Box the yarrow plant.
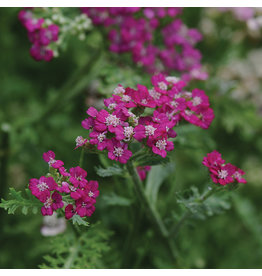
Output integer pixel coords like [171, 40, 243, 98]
[81, 7, 207, 81]
[77, 73, 214, 166]
[0, 7, 250, 269]
[19, 7, 92, 61]
[29, 150, 99, 220]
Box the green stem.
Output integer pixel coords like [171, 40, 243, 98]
[0, 123, 10, 201]
[79, 148, 85, 168]
[126, 160, 177, 261]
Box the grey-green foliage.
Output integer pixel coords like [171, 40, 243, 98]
[40, 222, 112, 269]
[145, 163, 174, 207]
[176, 187, 231, 220]
[135, 153, 170, 167]
[95, 165, 124, 177]
[72, 214, 89, 227]
[102, 192, 133, 207]
[0, 188, 42, 215]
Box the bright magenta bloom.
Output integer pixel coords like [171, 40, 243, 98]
[203, 151, 246, 185]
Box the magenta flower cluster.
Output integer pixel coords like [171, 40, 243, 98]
[81, 7, 207, 81]
[77, 73, 214, 164]
[29, 150, 99, 219]
[18, 8, 59, 61]
[203, 150, 247, 185]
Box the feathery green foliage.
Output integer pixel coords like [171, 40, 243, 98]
[0, 188, 42, 215]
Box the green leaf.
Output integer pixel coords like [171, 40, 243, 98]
[0, 188, 42, 215]
[102, 192, 132, 206]
[40, 222, 112, 268]
[145, 163, 174, 207]
[95, 165, 124, 177]
[71, 214, 89, 227]
[176, 187, 231, 220]
[135, 153, 170, 167]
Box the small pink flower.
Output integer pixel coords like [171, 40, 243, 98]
[39, 24, 59, 46]
[43, 150, 64, 169]
[29, 176, 57, 201]
[65, 204, 76, 219]
[107, 138, 132, 163]
[30, 43, 54, 62]
[69, 166, 88, 188]
[75, 199, 95, 217]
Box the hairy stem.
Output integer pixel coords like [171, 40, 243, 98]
[126, 160, 177, 262]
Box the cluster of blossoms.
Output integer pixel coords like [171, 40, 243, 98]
[203, 150, 246, 185]
[19, 8, 91, 61]
[29, 150, 99, 219]
[76, 73, 214, 164]
[81, 7, 207, 82]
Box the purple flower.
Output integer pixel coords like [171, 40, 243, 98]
[43, 150, 64, 169]
[107, 138, 132, 164]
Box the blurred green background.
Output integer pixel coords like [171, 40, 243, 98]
[0, 7, 262, 268]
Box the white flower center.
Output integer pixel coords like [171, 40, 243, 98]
[158, 82, 167, 91]
[185, 110, 193, 116]
[108, 103, 117, 110]
[48, 158, 56, 166]
[192, 96, 202, 106]
[149, 88, 161, 99]
[145, 125, 156, 136]
[37, 181, 49, 192]
[233, 171, 241, 179]
[75, 136, 84, 146]
[124, 126, 134, 140]
[98, 132, 106, 143]
[141, 99, 148, 105]
[156, 139, 167, 150]
[106, 114, 120, 127]
[166, 76, 180, 83]
[44, 198, 53, 208]
[113, 147, 124, 157]
[122, 95, 131, 102]
[114, 86, 125, 95]
[171, 100, 178, 107]
[88, 191, 94, 197]
[218, 170, 228, 179]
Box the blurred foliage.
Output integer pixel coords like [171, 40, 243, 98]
[1, 7, 262, 269]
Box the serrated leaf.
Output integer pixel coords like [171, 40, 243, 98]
[0, 188, 42, 215]
[95, 165, 124, 177]
[102, 192, 132, 206]
[145, 163, 174, 207]
[72, 214, 89, 227]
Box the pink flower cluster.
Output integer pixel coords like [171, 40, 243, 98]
[81, 7, 207, 81]
[203, 150, 247, 185]
[29, 150, 99, 219]
[78, 73, 214, 164]
[18, 8, 59, 61]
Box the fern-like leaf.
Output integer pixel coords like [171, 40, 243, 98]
[0, 188, 42, 215]
[39, 222, 112, 268]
